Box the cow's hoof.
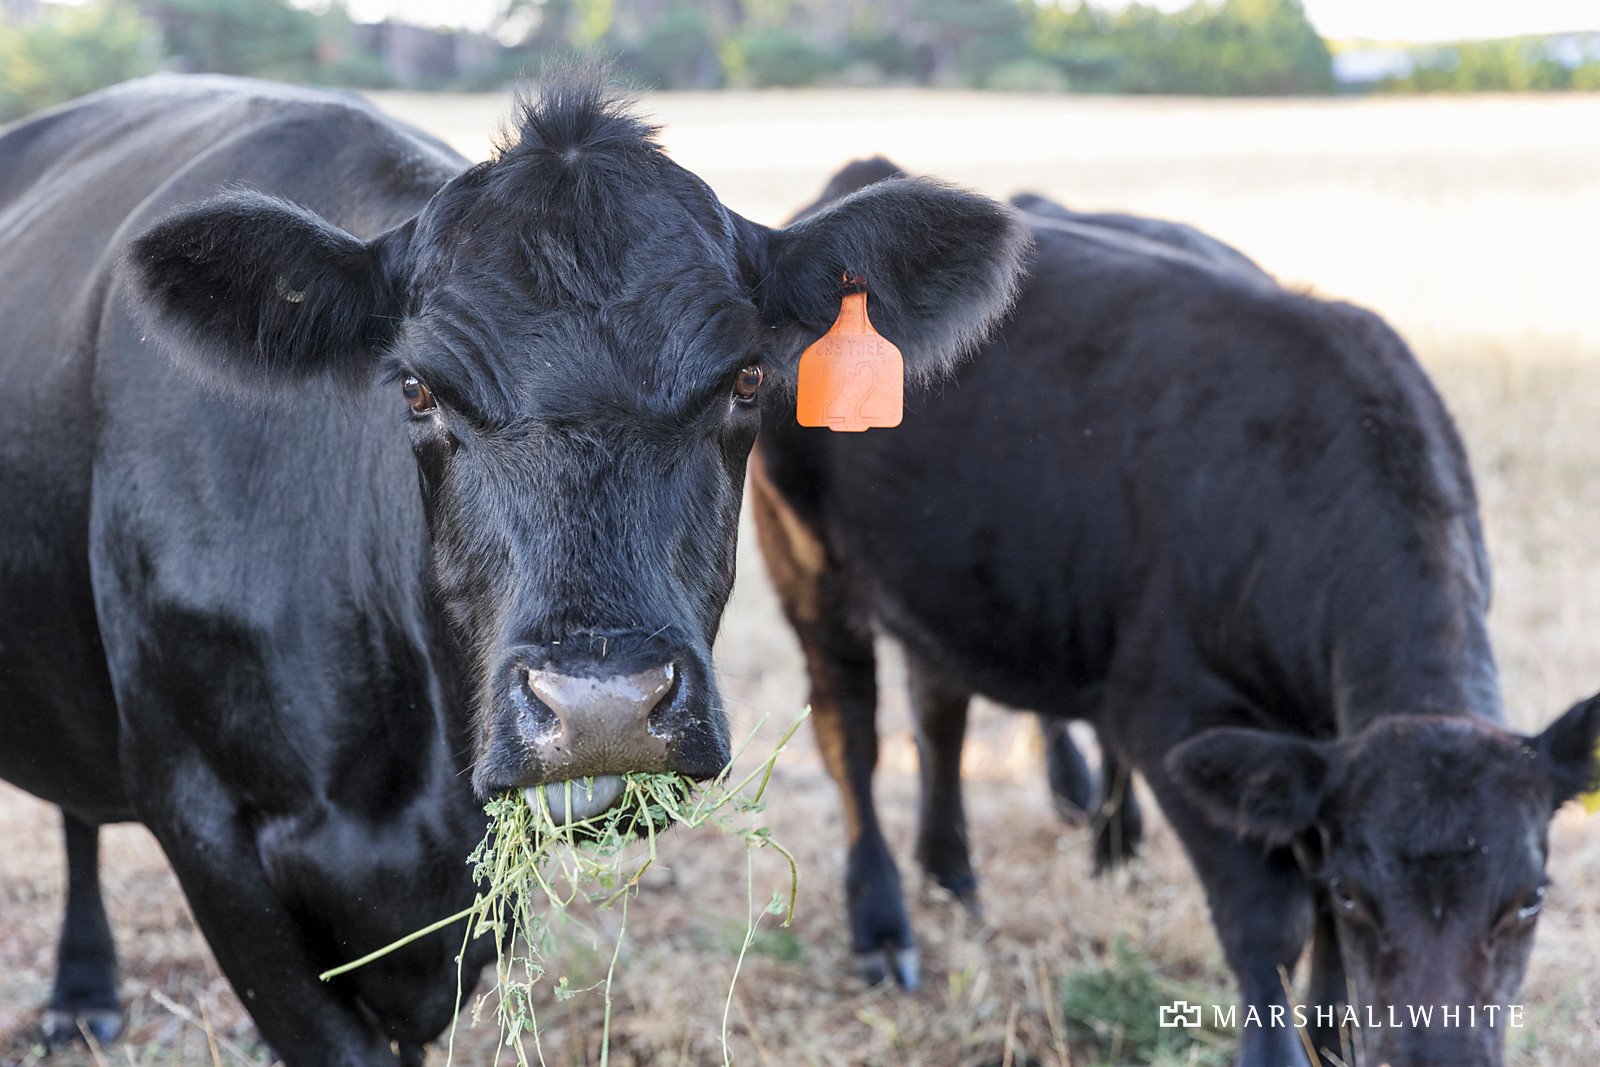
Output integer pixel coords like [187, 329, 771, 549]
[398, 1041, 427, 1067]
[855, 944, 920, 991]
[924, 871, 983, 919]
[42, 1007, 123, 1047]
[1091, 808, 1144, 875]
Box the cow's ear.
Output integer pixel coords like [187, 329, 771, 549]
[1531, 692, 1600, 810]
[1166, 728, 1332, 845]
[126, 191, 411, 394]
[750, 177, 1030, 382]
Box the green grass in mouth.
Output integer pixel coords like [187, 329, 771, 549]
[320, 710, 809, 1066]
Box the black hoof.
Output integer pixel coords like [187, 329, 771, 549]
[855, 944, 920, 991]
[42, 1007, 123, 1047]
[845, 838, 917, 991]
[399, 1041, 427, 1067]
[923, 871, 982, 919]
[1091, 803, 1144, 875]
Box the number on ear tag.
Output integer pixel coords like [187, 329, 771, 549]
[796, 288, 903, 432]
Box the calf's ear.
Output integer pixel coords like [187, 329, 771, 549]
[126, 191, 411, 396]
[1531, 692, 1600, 810]
[750, 177, 1030, 382]
[1166, 728, 1332, 845]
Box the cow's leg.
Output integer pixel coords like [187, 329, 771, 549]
[1091, 744, 1143, 874]
[808, 623, 915, 988]
[1145, 764, 1314, 1067]
[129, 757, 401, 1066]
[748, 467, 914, 989]
[1304, 894, 1351, 1066]
[907, 660, 978, 910]
[42, 812, 121, 1047]
[1042, 717, 1094, 823]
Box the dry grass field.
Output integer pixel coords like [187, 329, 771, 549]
[3, 89, 1599, 1066]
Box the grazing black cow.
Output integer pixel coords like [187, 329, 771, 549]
[751, 158, 1600, 1066]
[1007, 183, 1279, 865]
[0, 80, 1026, 1063]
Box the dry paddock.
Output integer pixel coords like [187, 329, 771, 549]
[2, 89, 1599, 1066]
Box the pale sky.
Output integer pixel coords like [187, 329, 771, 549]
[339, 0, 1600, 42]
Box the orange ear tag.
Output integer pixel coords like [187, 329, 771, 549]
[796, 288, 903, 432]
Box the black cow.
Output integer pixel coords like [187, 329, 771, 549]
[1024, 181, 1279, 864]
[751, 158, 1600, 1067]
[0, 80, 1026, 1062]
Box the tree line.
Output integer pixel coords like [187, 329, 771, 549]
[2, 0, 1597, 125]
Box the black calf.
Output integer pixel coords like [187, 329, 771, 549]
[754, 157, 1600, 1066]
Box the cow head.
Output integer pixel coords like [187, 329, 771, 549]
[125, 77, 1028, 820]
[1168, 696, 1600, 1066]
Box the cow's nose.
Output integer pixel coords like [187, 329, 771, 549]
[519, 663, 675, 812]
[472, 643, 729, 813]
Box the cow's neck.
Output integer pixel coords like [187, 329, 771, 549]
[339, 390, 480, 783]
[1329, 592, 1504, 736]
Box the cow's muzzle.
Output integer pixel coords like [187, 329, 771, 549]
[473, 636, 730, 818]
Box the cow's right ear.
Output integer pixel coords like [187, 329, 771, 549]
[126, 192, 411, 394]
[1531, 692, 1600, 811]
[1166, 728, 1332, 845]
[743, 177, 1029, 384]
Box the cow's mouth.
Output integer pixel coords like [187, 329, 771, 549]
[525, 775, 627, 824]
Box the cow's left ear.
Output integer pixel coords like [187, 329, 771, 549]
[1166, 728, 1333, 845]
[748, 177, 1030, 381]
[1531, 692, 1600, 810]
[126, 191, 412, 396]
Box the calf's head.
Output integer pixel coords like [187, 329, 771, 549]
[127, 78, 1027, 817]
[1169, 696, 1600, 1066]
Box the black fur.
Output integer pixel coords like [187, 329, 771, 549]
[754, 158, 1597, 1067]
[129, 192, 408, 391]
[1534, 693, 1600, 807]
[1166, 729, 1333, 845]
[0, 78, 1023, 1064]
[755, 176, 1030, 381]
[1008, 189, 1270, 281]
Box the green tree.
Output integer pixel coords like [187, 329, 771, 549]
[911, 0, 1030, 86]
[1389, 37, 1586, 94]
[136, 0, 321, 79]
[721, 26, 838, 87]
[0, 1, 158, 123]
[1033, 0, 1332, 95]
[621, 7, 723, 88]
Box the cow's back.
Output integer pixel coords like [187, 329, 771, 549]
[0, 77, 462, 816]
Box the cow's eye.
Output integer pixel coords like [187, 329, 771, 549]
[402, 375, 435, 414]
[1493, 884, 1546, 936]
[732, 364, 763, 403]
[1328, 877, 1363, 918]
